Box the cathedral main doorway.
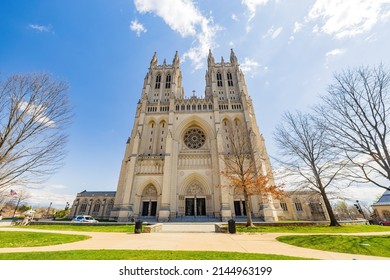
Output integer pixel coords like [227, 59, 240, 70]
[185, 197, 206, 216]
[179, 180, 208, 217]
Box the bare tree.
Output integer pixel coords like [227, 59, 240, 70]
[0, 73, 72, 190]
[221, 120, 283, 227]
[274, 112, 345, 226]
[317, 65, 390, 191]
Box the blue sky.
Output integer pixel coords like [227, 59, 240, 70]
[1, 0, 390, 208]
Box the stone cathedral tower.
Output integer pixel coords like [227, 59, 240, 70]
[110, 50, 279, 222]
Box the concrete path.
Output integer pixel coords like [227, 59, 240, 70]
[162, 223, 215, 232]
[1, 227, 390, 260]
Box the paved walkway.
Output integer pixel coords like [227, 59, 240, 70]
[1, 226, 390, 260]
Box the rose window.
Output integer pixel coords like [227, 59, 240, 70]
[183, 128, 206, 149]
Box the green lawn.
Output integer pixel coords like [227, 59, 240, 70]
[237, 225, 390, 233]
[0, 249, 312, 260]
[277, 235, 390, 258]
[17, 224, 390, 234]
[0, 231, 90, 248]
[13, 224, 135, 232]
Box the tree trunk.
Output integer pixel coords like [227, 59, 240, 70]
[244, 188, 255, 227]
[320, 189, 340, 226]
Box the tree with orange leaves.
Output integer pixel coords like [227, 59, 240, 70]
[220, 120, 283, 227]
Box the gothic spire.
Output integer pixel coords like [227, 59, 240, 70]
[230, 48, 238, 65]
[207, 49, 215, 67]
[173, 51, 180, 67]
[150, 52, 157, 67]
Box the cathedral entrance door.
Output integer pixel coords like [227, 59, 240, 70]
[234, 200, 246, 216]
[141, 201, 157, 216]
[185, 197, 206, 216]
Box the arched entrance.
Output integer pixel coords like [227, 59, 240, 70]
[140, 184, 158, 217]
[233, 187, 246, 217]
[184, 181, 206, 217]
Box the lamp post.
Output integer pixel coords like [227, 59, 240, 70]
[355, 200, 367, 220]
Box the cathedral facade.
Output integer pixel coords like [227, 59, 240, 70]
[110, 50, 280, 222]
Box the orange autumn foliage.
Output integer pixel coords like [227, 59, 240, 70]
[221, 170, 284, 199]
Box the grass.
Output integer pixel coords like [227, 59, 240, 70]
[13, 224, 135, 232]
[277, 235, 390, 258]
[0, 249, 312, 260]
[0, 231, 90, 248]
[237, 225, 390, 233]
[14, 224, 390, 234]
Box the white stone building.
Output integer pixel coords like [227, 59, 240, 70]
[110, 50, 280, 222]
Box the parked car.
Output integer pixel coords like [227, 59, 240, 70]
[379, 219, 390, 226]
[72, 215, 99, 223]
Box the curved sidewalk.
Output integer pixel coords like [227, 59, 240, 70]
[1, 227, 389, 260]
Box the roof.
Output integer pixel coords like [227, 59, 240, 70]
[373, 190, 390, 206]
[77, 190, 116, 196]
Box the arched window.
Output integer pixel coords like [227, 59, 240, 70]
[216, 72, 222, 87]
[105, 199, 114, 216]
[227, 72, 233, 86]
[155, 74, 161, 89]
[93, 200, 101, 213]
[295, 200, 303, 211]
[165, 74, 171, 88]
[80, 200, 88, 213]
[280, 200, 288, 211]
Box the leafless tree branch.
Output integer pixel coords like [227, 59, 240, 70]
[0, 73, 72, 190]
[317, 64, 390, 191]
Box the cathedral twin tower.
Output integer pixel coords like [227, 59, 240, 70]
[110, 49, 279, 222]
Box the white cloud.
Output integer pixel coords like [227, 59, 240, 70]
[27, 188, 75, 209]
[263, 26, 283, 39]
[306, 0, 390, 39]
[240, 57, 260, 77]
[130, 19, 147, 37]
[134, 0, 221, 70]
[4, 185, 75, 209]
[336, 185, 384, 205]
[29, 24, 52, 33]
[325, 48, 346, 68]
[19, 101, 56, 127]
[242, 0, 270, 21]
[232, 14, 239, 22]
[293, 21, 303, 33]
[326, 48, 346, 57]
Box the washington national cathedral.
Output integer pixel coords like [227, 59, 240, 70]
[69, 50, 329, 223]
[110, 49, 279, 222]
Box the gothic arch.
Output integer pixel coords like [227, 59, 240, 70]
[147, 119, 156, 126]
[179, 174, 212, 196]
[138, 184, 159, 217]
[178, 174, 213, 217]
[136, 179, 162, 197]
[173, 116, 215, 142]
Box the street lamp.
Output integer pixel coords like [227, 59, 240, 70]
[354, 200, 367, 220]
